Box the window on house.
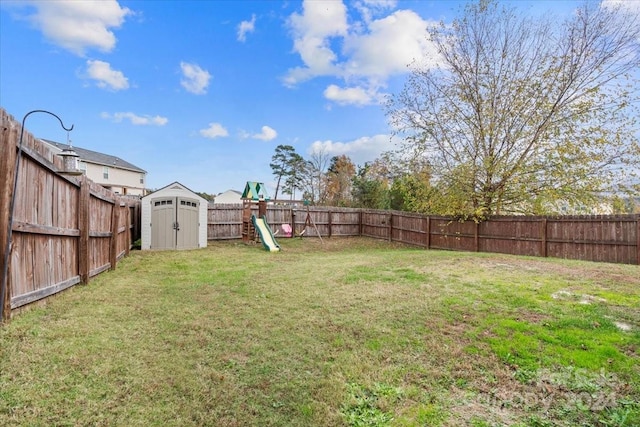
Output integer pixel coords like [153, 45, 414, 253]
[103, 166, 109, 179]
[140, 174, 145, 184]
[78, 161, 87, 173]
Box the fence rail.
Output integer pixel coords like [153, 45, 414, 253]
[1, 108, 140, 321]
[208, 205, 640, 265]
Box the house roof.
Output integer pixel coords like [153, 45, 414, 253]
[218, 189, 242, 196]
[41, 139, 146, 173]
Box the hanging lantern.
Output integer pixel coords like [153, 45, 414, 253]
[58, 147, 82, 175]
[57, 131, 82, 175]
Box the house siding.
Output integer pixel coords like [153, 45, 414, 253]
[83, 162, 145, 196]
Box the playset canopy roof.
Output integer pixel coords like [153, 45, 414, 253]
[241, 181, 271, 201]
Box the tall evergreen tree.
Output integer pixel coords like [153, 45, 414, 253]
[269, 145, 297, 200]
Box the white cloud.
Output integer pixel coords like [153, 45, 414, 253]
[284, 0, 348, 86]
[237, 14, 256, 42]
[354, 0, 397, 23]
[22, 0, 131, 56]
[86, 60, 129, 90]
[200, 122, 229, 139]
[284, 1, 439, 106]
[101, 112, 168, 126]
[323, 84, 385, 106]
[252, 125, 277, 141]
[180, 62, 211, 95]
[308, 134, 397, 165]
[343, 10, 439, 78]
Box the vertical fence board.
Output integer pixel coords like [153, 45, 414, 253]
[78, 177, 90, 284]
[110, 201, 119, 269]
[0, 112, 19, 320]
[637, 216, 640, 265]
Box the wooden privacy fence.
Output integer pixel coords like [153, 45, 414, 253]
[1, 109, 141, 321]
[208, 204, 362, 240]
[208, 205, 640, 265]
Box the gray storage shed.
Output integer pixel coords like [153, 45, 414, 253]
[141, 182, 208, 250]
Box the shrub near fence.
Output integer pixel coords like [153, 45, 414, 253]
[208, 205, 640, 265]
[1, 108, 141, 322]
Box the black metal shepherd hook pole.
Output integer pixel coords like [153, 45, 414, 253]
[1, 110, 74, 322]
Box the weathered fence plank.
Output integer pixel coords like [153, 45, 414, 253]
[0, 116, 19, 320]
[78, 176, 90, 284]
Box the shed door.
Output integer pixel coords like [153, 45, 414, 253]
[176, 198, 199, 249]
[151, 197, 199, 250]
[151, 198, 176, 250]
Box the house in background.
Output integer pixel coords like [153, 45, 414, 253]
[214, 189, 242, 204]
[41, 139, 147, 196]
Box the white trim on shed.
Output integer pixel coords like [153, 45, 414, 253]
[141, 182, 208, 250]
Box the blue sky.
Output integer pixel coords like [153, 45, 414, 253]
[1, 0, 634, 195]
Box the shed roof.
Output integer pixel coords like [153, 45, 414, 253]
[143, 181, 206, 200]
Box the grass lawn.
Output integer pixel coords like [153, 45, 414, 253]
[1, 237, 639, 426]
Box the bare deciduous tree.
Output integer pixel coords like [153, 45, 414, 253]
[306, 147, 331, 204]
[388, 0, 640, 217]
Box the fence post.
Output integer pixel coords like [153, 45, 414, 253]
[474, 221, 479, 252]
[388, 213, 393, 242]
[78, 176, 90, 284]
[124, 203, 131, 256]
[110, 200, 119, 270]
[359, 210, 363, 236]
[290, 209, 296, 237]
[131, 203, 139, 243]
[425, 216, 431, 249]
[328, 210, 332, 238]
[541, 218, 547, 258]
[636, 214, 640, 265]
[0, 116, 18, 322]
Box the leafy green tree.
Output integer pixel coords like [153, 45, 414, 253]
[371, 150, 435, 212]
[388, 0, 640, 218]
[352, 163, 390, 209]
[325, 155, 356, 206]
[390, 172, 435, 213]
[195, 192, 214, 202]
